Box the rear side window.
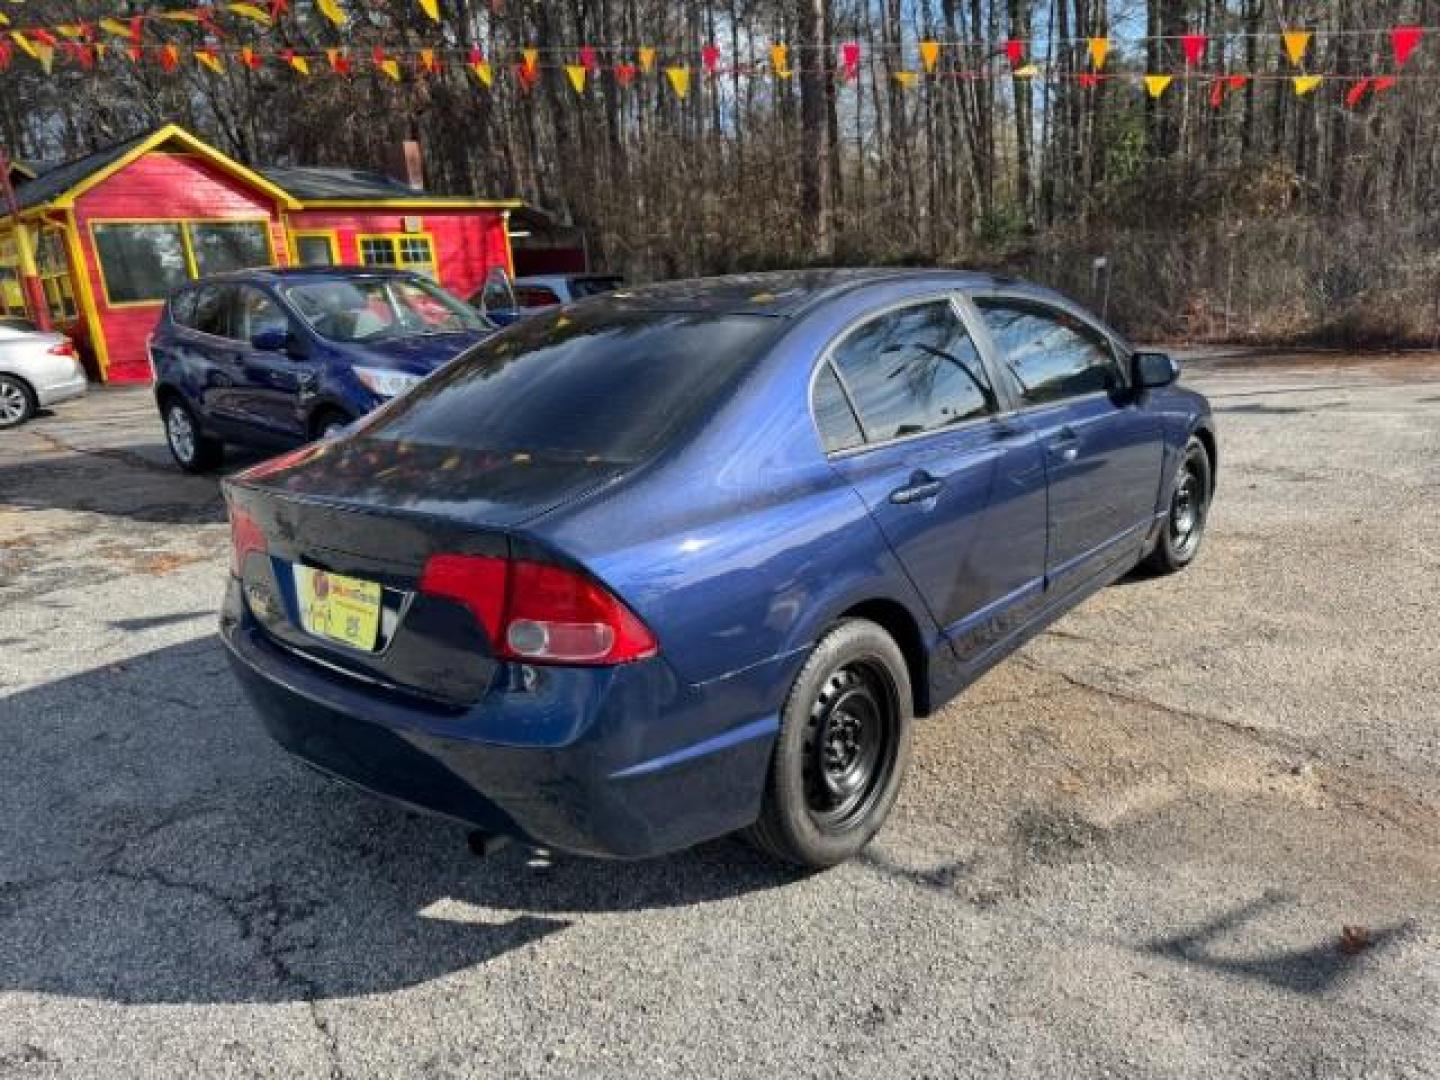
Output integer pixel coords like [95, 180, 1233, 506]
[829, 300, 996, 442]
[169, 289, 200, 328]
[190, 286, 233, 339]
[975, 299, 1121, 406]
[364, 308, 776, 461]
[813, 365, 865, 453]
[515, 285, 561, 307]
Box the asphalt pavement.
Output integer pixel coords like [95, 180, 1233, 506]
[1, 352, 1437, 1079]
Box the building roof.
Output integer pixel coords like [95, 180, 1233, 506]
[10, 123, 521, 214]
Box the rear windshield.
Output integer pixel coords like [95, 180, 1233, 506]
[570, 276, 623, 298]
[362, 308, 776, 461]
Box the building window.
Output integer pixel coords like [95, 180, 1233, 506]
[358, 234, 437, 280]
[93, 223, 189, 304]
[190, 222, 271, 277]
[36, 230, 78, 322]
[294, 233, 337, 267]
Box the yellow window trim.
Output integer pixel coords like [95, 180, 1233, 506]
[85, 216, 277, 309]
[356, 232, 440, 285]
[290, 229, 341, 266]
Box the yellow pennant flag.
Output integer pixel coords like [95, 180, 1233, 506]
[317, 0, 347, 29]
[99, 18, 131, 37]
[919, 40, 939, 73]
[638, 46, 656, 73]
[1013, 63, 1039, 78]
[665, 65, 690, 98]
[471, 59, 492, 87]
[380, 57, 401, 81]
[417, 0, 440, 23]
[228, 3, 273, 25]
[0, 13, 8, 28]
[162, 11, 203, 23]
[35, 43, 56, 74]
[565, 64, 586, 93]
[522, 47, 539, 73]
[893, 70, 919, 88]
[288, 53, 311, 76]
[57, 25, 85, 39]
[196, 48, 224, 73]
[770, 43, 791, 77]
[1292, 74, 1322, 96]
[1087, 36, 1110, 70]
[1283, 30, 1312, 67]
[1144, 74, 1173, 99]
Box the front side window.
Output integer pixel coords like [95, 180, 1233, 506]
[284, 276, 482, 343]
[232, 286, 289, 341]
[93, 223, 188, 304]
[829, 300, 996, 443]
[976, 299, 1121, 406]
[190, 222, 271, 277]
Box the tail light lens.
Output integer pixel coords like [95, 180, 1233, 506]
[420, 554, 657, 666]
[228, 505, 268, 577]
[46, 340, 76, 358]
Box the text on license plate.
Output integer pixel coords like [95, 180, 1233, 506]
[294, 565, 382, 651]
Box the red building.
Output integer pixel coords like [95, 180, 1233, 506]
[1, 124, 521, 383]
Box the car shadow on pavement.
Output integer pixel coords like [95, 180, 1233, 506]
[0, 446, 269, 527]
[0, 637, 804, 1006]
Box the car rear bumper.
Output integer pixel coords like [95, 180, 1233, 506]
[220, 581, 785, 859]
[36, 372, 87, 407]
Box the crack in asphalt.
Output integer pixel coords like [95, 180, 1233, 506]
[26, 429, 179, 477]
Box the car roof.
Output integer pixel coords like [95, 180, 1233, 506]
[596, 268, 1029, 318]
[189, 266, 422, 286]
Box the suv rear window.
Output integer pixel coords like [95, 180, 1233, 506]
[363, 308, 776, 462]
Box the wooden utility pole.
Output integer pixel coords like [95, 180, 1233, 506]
[0, 148, 50, 332]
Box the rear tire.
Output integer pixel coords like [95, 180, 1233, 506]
[743, 619, 913, 868]
[162, 397, 223, 473]
[1144, 436, 1212, 574]
[0, 375, 36, 429]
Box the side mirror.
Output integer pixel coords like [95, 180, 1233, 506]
[476, 266, 517, 330]
[250, 327, 290, 353]
[1133, 351, 1180, 390]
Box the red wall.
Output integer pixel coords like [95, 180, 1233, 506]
[72, 152, 288, 383]
[286, 208, 511, 302]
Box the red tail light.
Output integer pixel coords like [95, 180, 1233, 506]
[46, 340, 76, 357]
[228, 505, 268, 577]
[420, 554, 657, 666]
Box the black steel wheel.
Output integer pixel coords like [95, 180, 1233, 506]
[1144, 436, 1212, 574]
[743, 619, 912, 868]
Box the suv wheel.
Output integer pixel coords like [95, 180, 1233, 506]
[163, 398, 223, 473]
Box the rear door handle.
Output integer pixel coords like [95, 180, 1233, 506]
[1049, 426, 1080, 463]
[889, 472, 944, 505]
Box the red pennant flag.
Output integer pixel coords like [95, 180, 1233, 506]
[515, 61, 538, 91]
[240, 46, 262, 69]
[1209, 77, 1225, 108]
[1345, 77, 1374, 109]
[1078, 72, 1099, 90]
[614, 62, 637, 86]
[1392, 26, 1424, 68]
[841, 41, 860, 80]
[1005, 38, 1024, 67]
[1182, 33, 1207, 66]
[160, 43, 180, 72]
[269, 0, 290, 20]
[371, 46, 386, 66]
[330, 49, 351, 75]
[1375, 75, 1398, 93]
[468, 46, 482, 66]
[32, 29, 59, 48]
[702, 44, 719, 74]
[579, 45, 597, 72]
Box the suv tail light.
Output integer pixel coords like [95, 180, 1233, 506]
[228, 505, 268, 577]
[420, 554, 657, 666]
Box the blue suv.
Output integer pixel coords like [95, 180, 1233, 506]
[150, 268, 492, 472]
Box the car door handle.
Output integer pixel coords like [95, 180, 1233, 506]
[889, 472, 944, 505]
[1049, 426, 1080, 462]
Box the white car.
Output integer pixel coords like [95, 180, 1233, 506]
[0, 321, 88, 429]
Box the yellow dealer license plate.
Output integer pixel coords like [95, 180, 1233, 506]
[295, 565, 382, 651]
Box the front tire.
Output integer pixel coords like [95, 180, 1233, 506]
[0, 374, 36, 429]
[1144, 436, 1212, 574]
[744, 619, 913, 868]
[163, 398, 223, 473]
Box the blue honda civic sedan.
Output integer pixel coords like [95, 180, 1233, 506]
[220, 269, 1216, 868]
[149, 267, 492, 472]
